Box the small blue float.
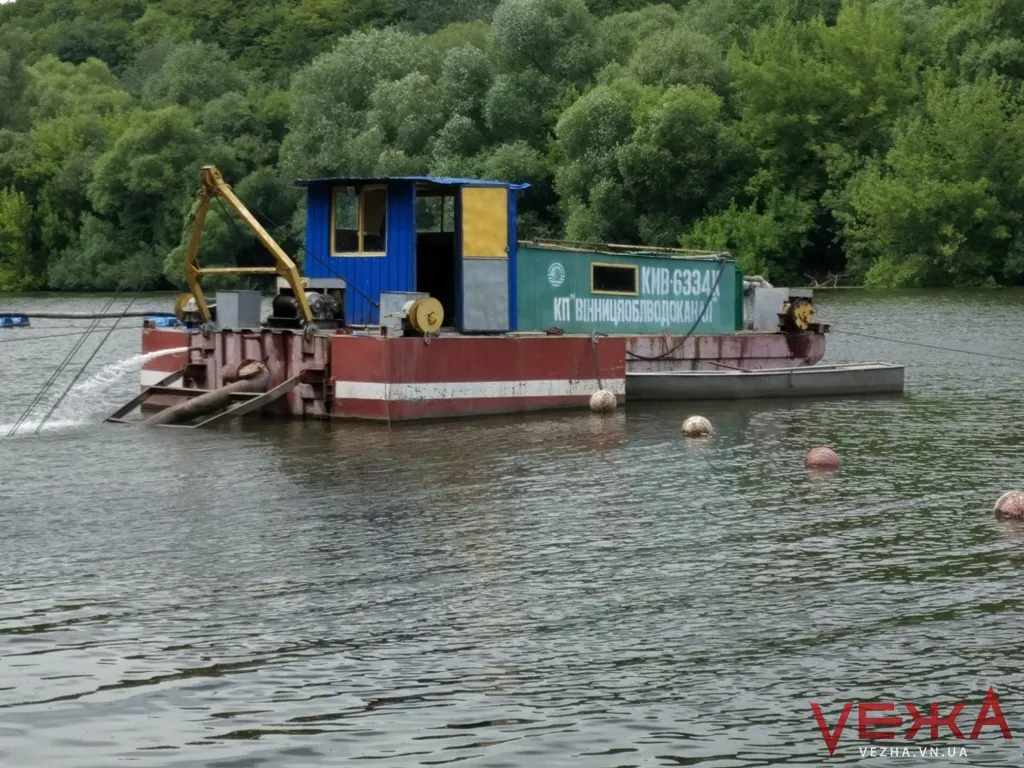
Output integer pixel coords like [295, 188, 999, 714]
[0, 314, 30, 328]
[143, 316, 183, 328]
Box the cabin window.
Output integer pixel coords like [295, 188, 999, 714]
[591, 263, 638, 295]
[416, 194, 455, 233]
[332, 185, 387, 256]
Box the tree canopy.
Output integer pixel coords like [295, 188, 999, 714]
[0, 0, 1021, 290]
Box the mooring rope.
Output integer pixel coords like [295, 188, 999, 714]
[382, 339, 392, 433]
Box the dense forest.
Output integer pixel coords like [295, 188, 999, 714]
[0, 0, 1022, 291]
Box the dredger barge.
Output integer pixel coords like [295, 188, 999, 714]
[107, 166, 900, 426]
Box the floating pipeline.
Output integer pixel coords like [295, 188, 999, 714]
[0, 311, 183, 330]
[0, 311, 177, 320]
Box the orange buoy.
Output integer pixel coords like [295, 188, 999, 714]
[805, 446, 839, 470]
[994, 491, 1024, 520]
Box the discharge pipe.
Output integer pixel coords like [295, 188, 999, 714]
[140, 359, 270, 427]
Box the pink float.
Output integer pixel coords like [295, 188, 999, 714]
[805, 446, 840, 470]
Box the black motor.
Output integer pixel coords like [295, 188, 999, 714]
[268, 282, 346, 329]
[271, 293, 299, 320]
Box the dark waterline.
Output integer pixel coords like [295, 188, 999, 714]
[1, 290, 1023, 767]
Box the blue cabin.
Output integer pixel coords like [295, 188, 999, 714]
[295, 175, 529, 332]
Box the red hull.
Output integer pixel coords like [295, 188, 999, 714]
[625, 332, 825, 373]
[330, 335, 625, 420]
[139, 328, 825, 422]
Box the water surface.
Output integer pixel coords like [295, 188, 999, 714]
[1, 290, 1023, 767]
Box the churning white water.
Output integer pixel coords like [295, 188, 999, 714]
[5, 347, 188, 436]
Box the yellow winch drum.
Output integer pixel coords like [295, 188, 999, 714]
[790, 299, 815, 331]
[402, 297, 444, 334]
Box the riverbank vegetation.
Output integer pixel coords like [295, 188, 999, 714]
[0, 0, 1022, 291]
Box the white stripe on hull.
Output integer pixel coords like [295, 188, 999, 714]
[335, 378, 625, 401]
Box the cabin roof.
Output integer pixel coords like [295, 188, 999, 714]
[294, 175, 531, 190]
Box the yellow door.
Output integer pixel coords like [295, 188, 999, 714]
[461, 187, 508, 258]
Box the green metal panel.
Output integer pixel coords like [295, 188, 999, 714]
[734, 267, 744, 331]
[516, 246, 739, 335]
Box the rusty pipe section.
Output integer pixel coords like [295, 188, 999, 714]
[140, 359, 270, 427]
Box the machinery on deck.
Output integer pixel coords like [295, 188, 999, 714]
[175, 165, 347, 332]
[741, 278, 829, 335]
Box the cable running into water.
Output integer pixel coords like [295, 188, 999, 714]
[6, 291, 123, 437]
[831, 329, 1024, 365]
[34, 296, 140, 435]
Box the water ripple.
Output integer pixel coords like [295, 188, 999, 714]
[2, 291, 1024, 766]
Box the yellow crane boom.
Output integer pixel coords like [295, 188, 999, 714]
[183, 166, 313, 325]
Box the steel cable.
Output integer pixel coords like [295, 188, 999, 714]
[829, 329, 1024, 365]
[6, 291, 123, 437]
[34, 296, 140, 434]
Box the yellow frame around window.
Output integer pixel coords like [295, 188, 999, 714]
[331, 184, 387, 257]
[590, 262, 639, 296]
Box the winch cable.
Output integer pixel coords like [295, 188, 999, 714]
[625, 258, 729, 362]
[34, 294, 140, 435]
[7, 290, 123, 437]
[225, 194, 382, 310]
[829, 329, 1024, 365]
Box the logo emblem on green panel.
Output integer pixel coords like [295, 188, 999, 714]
[547, 262, 565, 287]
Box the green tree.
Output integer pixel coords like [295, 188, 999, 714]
[944, 0, 1024, 84]
[492, 0, 600, 85]
[0, 26, 31, 130]
[0, 186, 36, 291]
[141, 41, 247, 107]
[713, 0, 921, 279]
[839, 76, 1024, 286]
[48, 106, 207, 289]
[682, 181, 816, 280]
[556, 78, 743, 244]
[627, 25, 729, 92]
[281, 27, 432, 176]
